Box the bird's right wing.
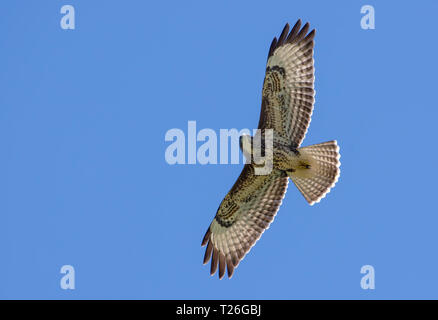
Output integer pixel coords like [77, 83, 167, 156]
[201, 165, 289, 279]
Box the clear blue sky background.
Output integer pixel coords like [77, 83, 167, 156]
[1, 0, 438, 299]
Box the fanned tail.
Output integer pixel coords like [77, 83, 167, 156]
[288, 140, 340, 205]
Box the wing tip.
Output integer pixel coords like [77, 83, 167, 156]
[218, 252, 226, 279]
[203, 240, 213, 265]
[210, 247, 219, 275]
[201, 228, 211, 247]
[277, 23, 290, 46]
[226, 256, 235, 279]
[268, 19, 315, 60]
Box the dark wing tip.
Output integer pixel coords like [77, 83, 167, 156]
[293, 22, 310, 44]
[227, 257, 235, 279]
[267, 37, 278, 60]
[286, 19, 302, 43]
[205, 244, 236, 279]
[304, 28, 316, 42]
[201, 228, 211, 246]
[203, 240, 213, 265]
[268, 19, 314, 60]
[277, 23, 290, 46]
[210, 248, 219, 276]
[218, 253, 226, 279]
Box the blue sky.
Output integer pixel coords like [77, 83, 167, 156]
[1, 0, 438, 299]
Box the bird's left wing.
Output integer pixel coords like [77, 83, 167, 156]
[201, 165, 289, 279]
[258, 20, 316, 148]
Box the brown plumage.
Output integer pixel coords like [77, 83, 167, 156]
[202, 19, 341, 279]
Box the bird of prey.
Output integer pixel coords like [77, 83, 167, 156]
[201, 19, 341, 279]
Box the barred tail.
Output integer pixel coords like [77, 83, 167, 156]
[288, 140, 341, 205]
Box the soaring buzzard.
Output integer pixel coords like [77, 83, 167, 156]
[201, 20, 341, 279]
